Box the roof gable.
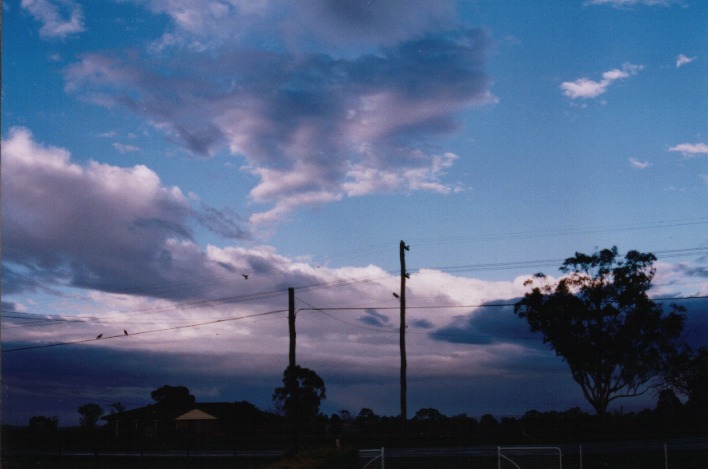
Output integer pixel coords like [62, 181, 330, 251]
[176, 409, 217, 421]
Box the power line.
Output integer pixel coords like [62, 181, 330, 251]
[3, 309, 287, 353]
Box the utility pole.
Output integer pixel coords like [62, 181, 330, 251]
[288, 287, 296, 369]
[399, 240, 409, 429]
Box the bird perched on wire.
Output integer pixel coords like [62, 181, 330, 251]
[96, 334, 103, 339]
[124, 330, 128, 336]
[242, 274, 249, 279]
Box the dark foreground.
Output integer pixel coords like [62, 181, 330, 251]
[3, 438, 706, 469]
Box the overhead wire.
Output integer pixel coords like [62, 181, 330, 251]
[3, 309, 288, 353]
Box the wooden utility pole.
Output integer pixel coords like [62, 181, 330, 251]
[288, 287, 296, 369]
[399, 240, 409, 427]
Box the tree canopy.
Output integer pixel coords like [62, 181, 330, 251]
[664, 347, 708, 421]
[272, 365, 326, 423]
[514, 247, 686, 416]
[77, 403, 103, 428]
[150, 385, 195, 408]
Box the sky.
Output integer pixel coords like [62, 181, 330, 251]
[2, 0, 707, 427]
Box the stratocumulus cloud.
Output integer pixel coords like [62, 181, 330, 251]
[63, 5, 493, 224]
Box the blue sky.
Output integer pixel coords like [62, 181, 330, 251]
[2, 0, 707, 426]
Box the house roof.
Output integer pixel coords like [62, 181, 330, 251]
[102, 400, 279, 424]
[176, 409, 217, 421]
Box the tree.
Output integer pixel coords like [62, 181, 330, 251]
[77, 403, 104, 428]
[272, 365, 326, 423]
[663, 347, 708, 421]
[413, 408, 445, 421]
[109, 402, 126, 414]
[514, 247, 686, 416]
[29, 415, 58, 432]
[150, 385, 195, 408]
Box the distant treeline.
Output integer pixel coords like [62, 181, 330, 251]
[4, 399, 706, 453]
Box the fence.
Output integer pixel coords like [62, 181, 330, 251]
[359, 447, 384, 469]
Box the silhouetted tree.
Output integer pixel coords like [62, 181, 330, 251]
[357, 408, 380, 426]
[413, 408, 445, 421]
[515, 247, 686, 416]
[150, 385, 195, 408]
[29, 415, 59, 432]
[272, 365, 326, 423]
[664, 347, 708, 424]
[109, 402, 126, 414]
[77, 403, 104, 428]
[479, 414, 498, 442]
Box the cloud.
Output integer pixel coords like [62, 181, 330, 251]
[585, 0, 677, 7]
[628, 157, 652, 169]
[65, 28, 492, 224]
[112, 142, 141, 154]
[668, 142, 708, 157]
[0, 127, 251, 297]
[193, 204, 250, 241]
[138, 0, 457, 54]
[430, 301, 540, 347]
[676, 54, 696, 68]
[561, 63, 644, 99]
[21, 0, 84, 39]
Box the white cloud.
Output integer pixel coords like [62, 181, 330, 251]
[628, 157, 652, 169]
[112, 142, 141, 154]
[676, 54, 696, 68]
[21, 0, 84, 39]
[668, 142, 708, 157]
[561, 63, 644, 99]
[585, 0, 677, 7]
[2, 127, 195, 294]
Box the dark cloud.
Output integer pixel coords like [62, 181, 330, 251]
[360, 309, 391, 327]
[1, 342, 279, 426]
[430, 300, 540, 346]
[410, 318, 434, 329]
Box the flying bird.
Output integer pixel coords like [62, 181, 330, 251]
[124, 330, 128, 336]
[392, 292, 400, 299]
[242, 274, 249, 279]
[96, 334, 103, 339]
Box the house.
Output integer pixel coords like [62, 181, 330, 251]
[102, 401, 276, 439]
